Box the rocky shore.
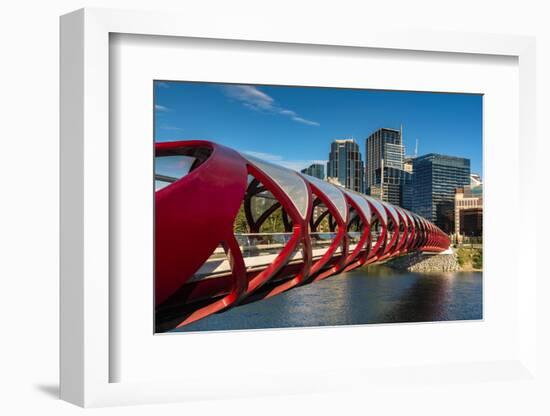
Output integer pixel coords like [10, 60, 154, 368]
[385, 250, 462, 273]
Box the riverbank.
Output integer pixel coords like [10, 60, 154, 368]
[455, 246, 483, 271]
[385, 247, 482, 273]
[385, 251, 461, 273]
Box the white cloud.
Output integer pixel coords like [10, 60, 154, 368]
[223, 85, 274, 111]
[243, 150, 326, 173]
[279, 109, 297, 117]
[155, 104, 170, 112]
[291, 116, 320, 126]
[222, 85, 319, 127]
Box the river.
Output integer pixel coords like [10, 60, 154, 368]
[173, 266, 482, 333]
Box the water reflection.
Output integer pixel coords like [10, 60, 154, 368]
[174, 266, 482, 333]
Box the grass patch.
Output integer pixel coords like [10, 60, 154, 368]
[456, 247, 483, 270]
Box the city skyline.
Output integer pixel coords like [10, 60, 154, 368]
[154, 81, 483, 176]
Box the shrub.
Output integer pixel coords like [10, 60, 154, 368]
[472, 250, 483, 269]
[456, 248, 469, 266]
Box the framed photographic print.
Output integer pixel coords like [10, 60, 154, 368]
[153, 81, 482, 334]
[60, 8, 538, 407]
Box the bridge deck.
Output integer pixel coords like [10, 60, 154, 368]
[189, 244, 360, 282]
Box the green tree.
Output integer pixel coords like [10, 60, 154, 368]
[472, 249, 483, 269]
[316, 216, 330, 232]
[233, 205, 249, 234]
[233, 204, 287, 234]
[260, 208, 285, 233]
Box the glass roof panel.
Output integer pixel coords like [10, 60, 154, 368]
[396, 207, 408, 227]
[302, 174, 348, 222]
[403, 210, 415, 228]
[381, 201, 400, 227]
[155, 155, 195, 179]
[342, 189, 372, 223]
[421, 217, 428, 230]
[364, 195, 387, 225]
[250, 192, 279, 223]
[241, 154, 309, 219]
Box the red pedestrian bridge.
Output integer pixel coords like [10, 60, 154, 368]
[155, 140, 450, 331]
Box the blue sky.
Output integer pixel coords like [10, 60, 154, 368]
[154, 81, 483, 175]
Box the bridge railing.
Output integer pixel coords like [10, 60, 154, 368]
[207, 231, 364, 271]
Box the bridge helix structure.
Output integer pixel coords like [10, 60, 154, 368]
[155, 140, 450, 331]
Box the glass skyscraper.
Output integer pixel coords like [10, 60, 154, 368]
[326, 139, 364, 193]
[301, 163, 325, 180]
[412, 153, 470, 233]
[365, 127, 412, 208]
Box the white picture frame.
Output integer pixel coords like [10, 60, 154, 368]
[60, 7, 537, 407]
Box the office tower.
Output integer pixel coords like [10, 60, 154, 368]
[300, 163, 325, 180]
[454, 184, 483, 240]
[365, 127, 412, 208]
[412, 153, 470, 233]
[470, 173, 482, 187]
[326, 139, 364, 193]
[403, 156, 414, 173]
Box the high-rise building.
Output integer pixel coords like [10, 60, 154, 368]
[300, 163, 325, 180]
[403, 156, 414, 173]
[365, 127, 412, 208]
[326, 139, 364, 193]
[470, 173, 482, 187]
[412, 153, 470, 233]
[454, 184, 483, 239]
